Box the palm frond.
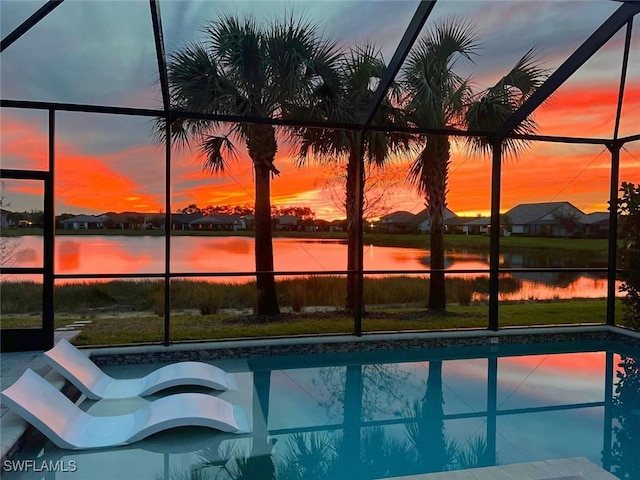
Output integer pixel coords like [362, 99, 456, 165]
[206, 13, 266, 93]
[465, 48, 547, 157]
[403, 17, 479, 129]
[167, 41, 221, 113]
[200, 133, 238, 174]
[360, 427, 416, 477]
[278, 432, 334, 480]
[425, 16, 480, 65]
[494, 48, 547, 102]
[153, 116, 216, 153]
[456, 435, 495, 469]
[265, 11, 342, 111]
[296, 41, 411, 169]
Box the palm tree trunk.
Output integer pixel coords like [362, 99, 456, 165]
[421, 360, 446, 472]
[254, 162, 280, 315]
[425, 135, 451, 312]
[343, 365, 363, 468]
[345, 153, 364, 315]
[247, 124, 280, 316]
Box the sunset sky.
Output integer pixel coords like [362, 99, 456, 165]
[1, 0, 638, 220]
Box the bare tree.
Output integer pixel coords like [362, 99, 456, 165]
[317, 162, 409, 221]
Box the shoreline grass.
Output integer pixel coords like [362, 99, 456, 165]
[0, 273, 630, 345]
[0, 276, 521, 316]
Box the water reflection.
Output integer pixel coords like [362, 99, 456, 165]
[15, 247, 37, 264]
[4, 349, 638, 479]
[610, 356, 640, 479]
[4, 236, 615, 299]
[57, 240, 81, 271]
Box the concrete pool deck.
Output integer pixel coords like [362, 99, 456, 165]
[0, 331, 79, 460]
[392, 457, 618, 479]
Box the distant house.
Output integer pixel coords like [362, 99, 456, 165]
[274, 215, 301, 231]
[0, 209, 12, 229]
[305, 219, 330, 232]
[189, 214, 245, 231]
[414, 208, 458, 233]
[504, 201, 585, 237]
[62, 214, 109, 230]
[378, 208, 458, 233]
[379, 210, 417, 233]
[583, 212, 609, 237]
[103, 211, 151, 230]
[456, 216, 491, 235]
[243, 215, 255, 231]
[228, 215, 247, 231]
[329, 219, 347, 232]
[170, 213, 204, 230]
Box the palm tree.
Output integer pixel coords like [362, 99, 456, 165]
[405, 361, 458, 474]
[296, 44, 410, 314]
[162, 13, 341, 315]
[403, 18, 545, 312]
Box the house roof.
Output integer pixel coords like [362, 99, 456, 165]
[190, 214, 239, 225]
[170, 213, 204, 223]
[413, 208, 458, 225]
[380, 210, 416, 224]
[102, 211, 164, 222]
[504, 202, 585, 225]
[276, 215, 301, 224]
[583, 212, 609, 225]
[63, 214, 109, 223]
[463, 217, 492, 226]
[448, 216, 482, 226]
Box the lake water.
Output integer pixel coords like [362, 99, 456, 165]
[2, 235, 612, 300]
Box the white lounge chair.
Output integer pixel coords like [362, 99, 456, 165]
[0, 369, 250, 450]
[44, 339, 237, 400]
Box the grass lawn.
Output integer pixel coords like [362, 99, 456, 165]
[2, 298, 625, 346]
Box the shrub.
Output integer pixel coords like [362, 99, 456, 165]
[618, 182, 640, 329]
[287, 280, 307, 312]
[450, 279, 474, 306]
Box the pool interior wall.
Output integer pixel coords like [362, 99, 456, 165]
[1, 325, 639, 479]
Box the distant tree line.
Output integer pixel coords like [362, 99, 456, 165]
[2, 209, 45, 227]
[177, 203, 254, 216]
[177, 204, 316, 220]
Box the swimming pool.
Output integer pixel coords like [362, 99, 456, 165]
[3, 338, 639, 479]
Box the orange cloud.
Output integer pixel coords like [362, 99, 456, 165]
[56, 153, 163, 212]
[0, 117, 49, 170]
[1, 114, 165, 213]
[7, 183, 44, 196]
[2, 80, 637, 220]
[536, 83, 640, 138]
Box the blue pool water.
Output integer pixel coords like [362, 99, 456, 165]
[3, 340, 639, 479]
